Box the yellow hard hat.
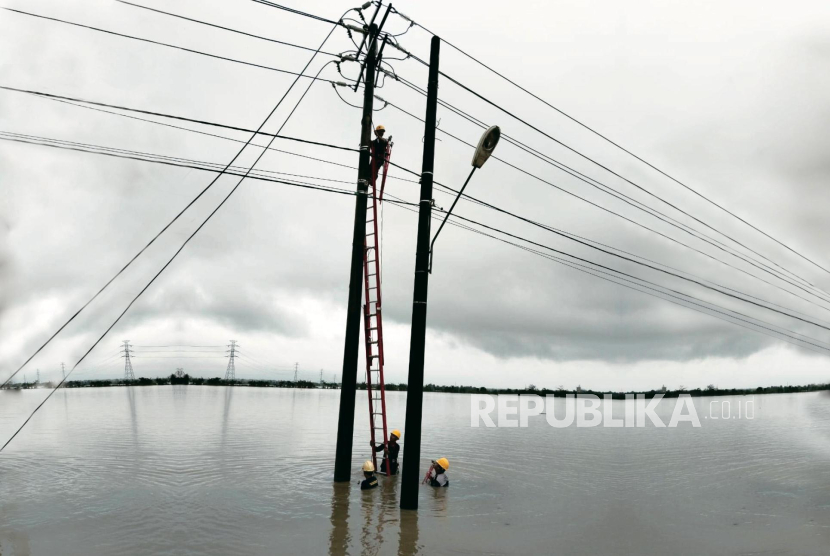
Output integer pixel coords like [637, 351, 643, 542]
[375, 125, 385, 132]
[436, 457, 449, 470]
[362, 460, 375, 472]
[391, 429, 401, 439]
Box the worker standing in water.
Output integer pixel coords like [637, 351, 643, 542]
[370, 125, 389, 182]
[424, 458, 450, 487]
[371, 429, 400, 475]
[360, 460, 378, 490]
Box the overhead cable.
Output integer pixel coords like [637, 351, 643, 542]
[380, 97, 830, 313]
[0, 16, 341, 395]
[405, 14, 830, 279]
[388, 72, 830, 304]
[0, 12, 349, 452]
[2, 8, 340, 85]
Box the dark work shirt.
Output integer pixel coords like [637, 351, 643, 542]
[361, 475, 378, 490]
[373, 441, 400, 475]
[371, 137, 388, 177]
[373, 441, 399, 461]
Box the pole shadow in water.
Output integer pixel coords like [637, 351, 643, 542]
[329, 482, 351, 556]
[126, 386, 139, 447]
[398, 506, 420, 556]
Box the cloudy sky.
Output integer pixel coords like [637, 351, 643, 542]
[2, 0, 830, 390]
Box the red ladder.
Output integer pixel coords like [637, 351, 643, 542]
[363, 140, 392, 474]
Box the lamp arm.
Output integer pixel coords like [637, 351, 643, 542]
[428, 166, 477, 273]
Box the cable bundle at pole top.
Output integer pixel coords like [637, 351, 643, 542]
[1, 0, 829, 451]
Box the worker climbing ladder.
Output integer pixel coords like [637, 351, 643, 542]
[363, 139, 393, 474]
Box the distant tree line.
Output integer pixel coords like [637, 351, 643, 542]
[11, 378, 827, 398]
[357, 382, 830, 398]
[59, 377, 327, 389]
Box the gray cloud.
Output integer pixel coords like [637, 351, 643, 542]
[2, 0, 830, 388]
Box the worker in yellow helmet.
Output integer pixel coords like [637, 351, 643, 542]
[370, 429, 401, 475]
[370, 124, 389, 182]
[360, 460, 378, 490]
[426, 457, 450, 487]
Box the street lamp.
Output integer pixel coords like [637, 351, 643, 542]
[428, 125, 501, 273]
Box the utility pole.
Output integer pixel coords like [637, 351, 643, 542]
[294, 362, 299, 383]
[400, 36, 441, 511]
[122, 340, 135, 381]
[225, 340, 237, 381]
[334, 19, 384, 484]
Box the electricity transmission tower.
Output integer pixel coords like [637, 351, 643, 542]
[61, 362, 66, 380]
[320, 369, 323, 387]
[225, 340, 238, 381]
[294, 362, 299, 383]
[175, 368, 185, 379]
[121, 341, 135, 380]
[36, 369, 40, 384]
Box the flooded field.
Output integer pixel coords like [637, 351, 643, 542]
[1, 386, 829, 555]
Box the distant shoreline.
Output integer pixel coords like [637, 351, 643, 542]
[3, 375, 828, 399]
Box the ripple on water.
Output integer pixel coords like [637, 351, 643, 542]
[1, 388, 829, 555]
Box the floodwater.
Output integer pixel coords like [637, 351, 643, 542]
[0, 387, 829, 555]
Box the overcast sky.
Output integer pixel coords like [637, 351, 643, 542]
[2, 0, 830, 390]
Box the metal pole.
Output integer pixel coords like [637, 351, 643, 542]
[334, 24, 379, 483]
[400, 36, 440, 511]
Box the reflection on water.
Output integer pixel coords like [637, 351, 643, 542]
[329, 483, 350, 556]
[0, 387, 828, 555]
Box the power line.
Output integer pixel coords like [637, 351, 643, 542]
[133, 345, 224, 347]
[115, 1, 342, 58]
[248, 0, 343, 26]
[0, 9, 348, 453]
[381, 99, 830, 315]
[6, 127, 825, 335]
[387, 72, 830, 305]
[378, 163, 830, 330]
[0, 84, 419, 184]
[0, 131, 418, 207]
[0, 85, 358, 154]
[1, 8, 341, 86]
[383, 195, 830, 355]
[444, 208, 830, 334]
[400, 53, 830, 286]
[405, 13, 830, 279]
[393, 72, 830, 297]
[0, 130, 358, 186]
[225, 0, 830, 288]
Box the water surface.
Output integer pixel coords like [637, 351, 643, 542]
[1, 386, 828, 555]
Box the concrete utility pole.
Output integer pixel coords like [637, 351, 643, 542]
[400, 36, 441, 511]
[335, 15, 387, 483]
